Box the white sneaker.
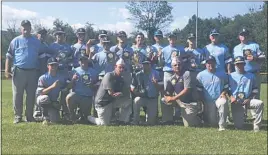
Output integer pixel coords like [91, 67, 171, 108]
[219, 126, 226, 131]
[254, 126, 260, 132]
[87, 115, 96, 124]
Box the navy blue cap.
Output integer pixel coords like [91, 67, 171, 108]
[54, 27, 65, 35]
[187, 33, 196, 39]
[205, 55, 216, 63]
[36, 27, 47, 34]
[77, 28, 86, 34]
[168, 33, 176, 38]
[21, 20, 31, 26]
[47, 57, 59, 65]
[117, 31, 127, 37]
[239, 28, 249, 36]
[210, 29, 220, 35]
[154, 30, 163, 36]
[234, 56, 245, 64]
[99, 30, 108, 36]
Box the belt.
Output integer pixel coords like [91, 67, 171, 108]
[16, 67, 36, 71]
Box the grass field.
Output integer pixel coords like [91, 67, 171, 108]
[1, 79, 267, 154]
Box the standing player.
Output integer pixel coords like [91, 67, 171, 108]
[72, 28, 87, 68]
[203, 29, 232, 74]
[5, 20, 41, 123]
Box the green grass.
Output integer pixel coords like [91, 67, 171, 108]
[1, 79, 267, 154]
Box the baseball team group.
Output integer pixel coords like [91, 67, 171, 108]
[4, 19, 266, 132]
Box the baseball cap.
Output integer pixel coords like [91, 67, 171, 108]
[142, 60, 151, 64]
[205, 55, 216, 63]
[54, 27, 65, 35]
[76, 28, 86, 34]
[47, 57, 59, 65]
[187, 33, 196, 39]
[234, 56, 245, 64]
[21, 20, 31, 26]
[154, 30, 163, 36]
[99, 30, 108, 36]
[168, 33, 176, 38]
[116, 58, 125, 65]
[239, 28, 249, 36]
[36, 27, 47, 34]
[210, 29, 220, 36]
[117, 31, 127, 37]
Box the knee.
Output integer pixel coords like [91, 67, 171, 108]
[37, 95, 50, 106]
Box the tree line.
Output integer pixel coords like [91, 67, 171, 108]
[1, 2, 267, 72]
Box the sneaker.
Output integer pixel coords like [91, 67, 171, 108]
[219, 126, 226, 131]
[13, 118, 23, 124]
[42, 119, 50, 125]
[254, 126, 260, 132]
[87, 115, 96, 124]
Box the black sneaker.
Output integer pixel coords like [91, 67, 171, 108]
[13, 118, 23, 124]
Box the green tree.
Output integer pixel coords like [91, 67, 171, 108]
[126, 1, 173, 44]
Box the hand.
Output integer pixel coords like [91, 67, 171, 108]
[51, 80, 60, 89]
[86, 39, 96, 46]
[152, 76, 158, 84]
[242, 99, 251, 105]
[5, 71, 12, 79]
[230, 96, 236, 104]
[157, 48, 162, 57]
[113, 92, 123, 97]
[247, 55, 254, 61]
[164, 96, 174, 103]
[72, 73, 79, 81]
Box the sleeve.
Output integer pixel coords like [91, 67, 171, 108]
[196, 73, 204, 92]
[183, 71, 193, 88]
[6, 39, 15, 59]
[92, 69, 99, 83]
[102, 73, 113, 90]
[224, 46, 233, 64]
[165, 80, 175, 96]
[110, 46, 116, 53]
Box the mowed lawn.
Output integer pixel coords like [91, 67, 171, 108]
[1, 79, 267, 154]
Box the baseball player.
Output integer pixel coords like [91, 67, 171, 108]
[86, 30, 108, 58]
[5, 20, 41, 123]
[196, 55, 229, 131]
[229, 56, 264, 132]
[233, 28, 266, 119]
[184, 33, 205, 72]
[36, 27, 51, 76]
[66, 54, 98, 123]
[36, 57, 69, 125]
[72, 28, 87, 68]
[152, 30, 165, 78]
[87, 58, 132, 125]
[162, 57, 201, 127]
[48, 27, 74, 120]
[161, 33, 185, 124]
[91, 38, 118, 77]
[203, 29, 232, 74]
[131, 60, 161, 125]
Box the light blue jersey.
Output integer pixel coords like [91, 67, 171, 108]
[71, 67, 98, 97]
[37, 72, 67, 101]
[110, 45, 133, 72]
[72, 43, 87, 68]
[6, 35, 41, 69]
[162, 45, 185, 72]
[233, 42, 264, 73]
[229, 71, 258, 99]
[49, 42, 74, 69]
[184, 48, 206, 72]
[197, 70, 228, 103]
[92, 50, 118, 75]
[203, 43, 232, 71]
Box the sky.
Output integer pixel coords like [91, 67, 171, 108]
[1, 1, 265, 35]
